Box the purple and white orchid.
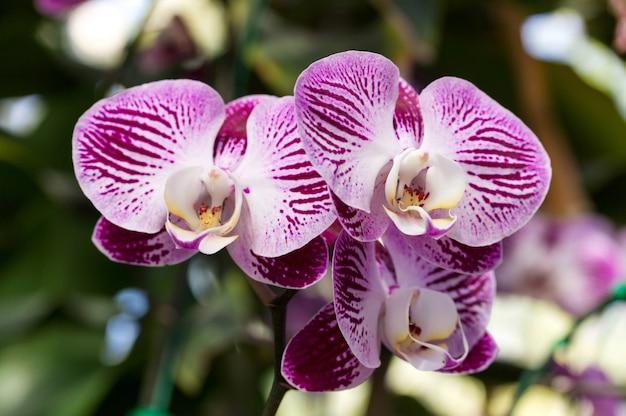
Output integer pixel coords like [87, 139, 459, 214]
[73, 79, 335, 288]
[295, 51, 551, 272]
[281, 226, 497, 391]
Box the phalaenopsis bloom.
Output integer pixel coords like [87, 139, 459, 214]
[72, 80, 335, 288]
[281, 226, 497, 391]
[295, 51, 551, 273]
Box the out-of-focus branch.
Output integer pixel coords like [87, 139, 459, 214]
[492, 1, 592, 217]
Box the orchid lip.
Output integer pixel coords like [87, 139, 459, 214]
[164, 165, 242, 254]
[382, 286, 468, 371]
[384, 148, 466, 237]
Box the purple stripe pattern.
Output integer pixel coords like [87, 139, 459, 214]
[231, 96, 335, 258]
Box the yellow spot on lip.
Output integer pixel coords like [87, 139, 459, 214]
[198, 203, 222, 229]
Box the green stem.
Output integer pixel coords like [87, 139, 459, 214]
[261, 289, 297, 416]
[506, 282, 626, 415]
[365, 348, 393, 416]
[233, 0, 270, 98]
[130, 268, 190, 416]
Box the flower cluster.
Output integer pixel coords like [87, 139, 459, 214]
[72, 51, 551, 391]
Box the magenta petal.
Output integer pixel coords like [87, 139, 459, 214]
[214, 95, 269, 171]
[332, 188, 389, 242]
[441, 332, 498, 374]
[295, 51, 404, 212]
[419, 77, 551, 247]
[333, 231, 387, 368]
[92, 217, 196, 266]
[73, 79, 225, 234]
[227, 236, 328, 289]
[405, 233, 502, 274]
[282, 302, 375, 392]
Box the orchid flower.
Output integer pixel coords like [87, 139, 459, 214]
[496, 214, 623, 315]
[73, 79, 335, 288]
[295, 51, 551, 272]
[282, 226, 497, 391]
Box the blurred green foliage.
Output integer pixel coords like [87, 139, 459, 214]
[1, 0, 625, 415]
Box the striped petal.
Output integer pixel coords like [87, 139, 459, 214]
[295, 51, 404, 212]
[406, 233, 502, 274]
[394, 78, 423, 149]
[418, 76, 551, 246]
[333, 231, 388, 368]
[233, 96, 335, 257]
[92, 217, 196, 266]
[332, 186, 390, 242]
[213, 95, 269, 171]
[73, 79, 225, 233]
[227, 235, 328, 289]
[282, 302, 375, 391]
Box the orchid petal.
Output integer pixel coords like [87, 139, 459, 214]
[227, 235, 328, 289]
[233, 96, 335, 257]
[418, 76, 551, 246]
[333, 231, 387, 368]
[332, 186, 389, 242]
[213, 95, 269, 171]
[282, 303, 375, 392]
[393, 78, 423, 149]
[73, 79, 225, 233]
[406, 234, 502, 274]
[92, 217, 196, 266]
[441, 332, 498, 374]
[295, 51, 403, 212]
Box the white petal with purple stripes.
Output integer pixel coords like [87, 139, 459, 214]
[333, 231, 387, 368]
[233, 96, 335, 258]
[418, 76, 551, 246]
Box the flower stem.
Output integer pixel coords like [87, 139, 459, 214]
[365, 348, 393, 416]
[130, 267, 190, 416]
[261, 288, 297, 416]
[233, 0, 270, 98]
[506, 282, 626, 415]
